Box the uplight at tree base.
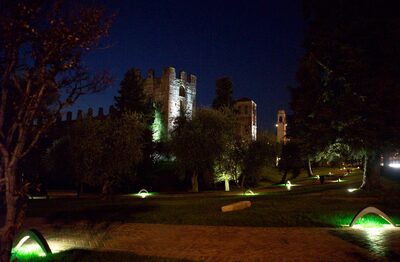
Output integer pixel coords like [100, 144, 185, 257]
[286, 181, 292, 191]
[242, 189, 258, 196]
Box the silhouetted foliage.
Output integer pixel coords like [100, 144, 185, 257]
[291, 0, 400, 190]
[0, 0, 112, 259]
[212, 77, 234, 109]
[171, 108, 234, 192]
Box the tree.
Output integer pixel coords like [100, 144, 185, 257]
[291, 0, 400, 190]
[0, 1, 112, 259]
[278, 142, 303, 184]
[171, 108, 233, 192]
[214, 135, 248, 190]
[241, 133, 276, 188]
[69, 113, 144, 196]
[114, 67, 156, 180]
[114, 68, 152, 117]
[212, 77, 234, 109]
[69, 117, 103, 196]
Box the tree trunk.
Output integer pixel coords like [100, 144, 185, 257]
[191, 171, 198, 192]
[360, 152, 381, 191]
[307, 159, 313, 177]
[240, 174, 246, 189]
[1, 165, 26, 262]
[280, 170, 288, 184]
[224, 178, 230, 192]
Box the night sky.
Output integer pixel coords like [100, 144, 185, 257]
[73, 0, 305, 131]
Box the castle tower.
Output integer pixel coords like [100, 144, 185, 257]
[142, 67, 197, 140]
[276, 110, 287, 144]
[233, 98, 257, 141]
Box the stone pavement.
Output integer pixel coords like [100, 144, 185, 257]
[19, 221, 400, 261]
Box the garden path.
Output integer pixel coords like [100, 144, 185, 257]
[20, 220, 400, 261]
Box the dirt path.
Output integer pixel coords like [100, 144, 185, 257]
[19, 221, 400, 261]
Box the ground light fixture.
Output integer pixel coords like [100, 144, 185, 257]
[11, 229, 52, 260]
[137, 188, 150, 198]
[286, 180, 292, 191]
[243, 189, 257, 196]
[350, 206, 397, 228]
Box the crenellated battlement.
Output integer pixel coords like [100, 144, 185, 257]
[60, 106, 109, 122]
[143, 67, 197, 83]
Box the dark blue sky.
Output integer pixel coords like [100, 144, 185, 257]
[74, 0, 305, 131]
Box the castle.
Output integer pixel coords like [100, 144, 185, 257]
[143, 67, 197, 135]
[61, 67, 260, 143]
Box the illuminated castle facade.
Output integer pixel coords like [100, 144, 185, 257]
[143, 67, 196, 138]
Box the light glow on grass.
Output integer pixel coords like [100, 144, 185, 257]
[242, 189, 259, 196]
[12, 242, 46, 259]
[286, 181, 292, 191]
[11, 229, 52, 260]
[135, 189, 157, 198]
[347, 188, 358, 193]
[350, 207, 396, 228]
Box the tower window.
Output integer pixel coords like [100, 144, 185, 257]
[179, 86, 185, 97]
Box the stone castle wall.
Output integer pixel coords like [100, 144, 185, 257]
[143, 67, 196, 132]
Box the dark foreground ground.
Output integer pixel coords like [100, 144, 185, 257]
[4, 170, 400, 261]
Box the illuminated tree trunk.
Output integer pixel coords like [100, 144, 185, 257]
[307, 159, 313, 177]
[360, 152, 381, 191]
[191, 171, 198, 192]
[0, 164, 26, 262]
[224, 178, 230, 192]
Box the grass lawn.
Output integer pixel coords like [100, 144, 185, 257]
[26, 170, 400, 228]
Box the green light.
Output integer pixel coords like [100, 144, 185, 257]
[12, 243, 46, 259]
[353, 213, 393, 228]
[137, 189, 152, 198]
[350, 206, 396, 228]
[11, 229, 52, 260]
[151, 106, 167, 142]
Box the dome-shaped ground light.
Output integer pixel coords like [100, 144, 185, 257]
[350, 206, 396, 227]
[137, 188, 149, 198]
[12, 229, 52, 259]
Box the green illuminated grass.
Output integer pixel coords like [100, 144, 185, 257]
[11, 243, 46, 261]
[353, 214, 391, 228]
[25, 171, 400, 228]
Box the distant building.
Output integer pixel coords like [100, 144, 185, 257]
[142, 67, 196, 139]
[276, 109, 287, 144]
[233, 98, 257, 141]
